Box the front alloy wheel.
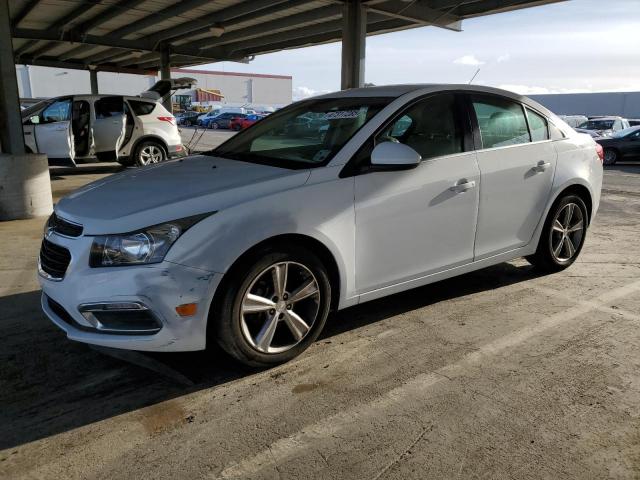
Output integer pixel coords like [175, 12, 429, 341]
[212, 246, 331, 366]
[241, 262, 320, 354]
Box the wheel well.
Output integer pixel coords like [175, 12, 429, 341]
[215, 234, 342, 312]
[557, 184, 593, 223]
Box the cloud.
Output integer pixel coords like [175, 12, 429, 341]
[496, 54, 511, 63]
[453, 55, 484, 66]
[292, 86, 331, 100]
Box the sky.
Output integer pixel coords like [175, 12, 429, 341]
[201, 0, 640, 100]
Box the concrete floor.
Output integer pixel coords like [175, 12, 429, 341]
[1, 153, 639, 479]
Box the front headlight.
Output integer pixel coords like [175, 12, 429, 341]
[89, 213, 213, 267]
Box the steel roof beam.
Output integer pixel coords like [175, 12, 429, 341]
[368, 1, 462, 31]
[10, 0, 41, 27]
[194, 4, 343, 50]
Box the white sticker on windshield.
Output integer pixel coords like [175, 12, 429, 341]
[321, 110, 362, 120]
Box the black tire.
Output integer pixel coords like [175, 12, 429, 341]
[133, 140, 166, 167]
[526, 194, 588, 272]
[211, 244, 332, 367]
[211, 122, 219, 130]
[603, 148, 618, 166]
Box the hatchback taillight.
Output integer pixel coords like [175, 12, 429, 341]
[595, 143, 604, 164]
[157, 116, 175, 125]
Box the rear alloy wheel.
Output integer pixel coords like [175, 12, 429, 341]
[211, 122, 219, 130]
[135, 141, 166, 167]
[213, 246, 331, 366]
[603, 148, 618, 166]
[526, 194, 588, 272]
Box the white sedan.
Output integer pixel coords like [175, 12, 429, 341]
[38, 84, 603, 366]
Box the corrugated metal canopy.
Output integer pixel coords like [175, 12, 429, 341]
[9, 0, 564, 75]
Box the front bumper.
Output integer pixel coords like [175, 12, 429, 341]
[38, 233, 221, 352]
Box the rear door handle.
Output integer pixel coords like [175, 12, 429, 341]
[533, 161, 551, 172]
[450, 179, 476, 192]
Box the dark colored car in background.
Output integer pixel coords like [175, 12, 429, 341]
[176, 111, 200, 126]
[596, 125, 640, 165]
[206, 112, 246, 129]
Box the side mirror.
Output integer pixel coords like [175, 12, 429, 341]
[370, 141, 421, 171]
[29, 115, 40, 125]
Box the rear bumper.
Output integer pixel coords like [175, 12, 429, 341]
[168, 144, 187, 159]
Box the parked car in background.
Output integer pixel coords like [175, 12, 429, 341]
[576, 116, 630, 138]
[628, 118, 640, 127]
[197, 110, 219, 126]
[21, 78, 195, 167]
[239, 114, 266, 130]
[559, 115, 588, 128]
[176, 111, 200, 126]
[596, 125, 640, 165]
[38, 84, 602, 367]
[205, 112, 245, 129]
[229, 114, 250, 131]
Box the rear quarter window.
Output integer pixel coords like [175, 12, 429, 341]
[128, 100, 156, 116]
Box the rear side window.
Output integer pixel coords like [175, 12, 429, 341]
[472, 96, 530, 149]
[128, 100, 156, 116]
[379, 93, 464, 160]
[95, 96, 124, 119]
[526, 108, 549, 142]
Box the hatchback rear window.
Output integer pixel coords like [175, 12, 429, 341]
[129, 100, 156, 116]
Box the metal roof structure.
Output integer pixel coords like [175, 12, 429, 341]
[9, 0, 564, 75]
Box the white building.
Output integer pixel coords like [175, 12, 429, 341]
[15, 65, 292, 109]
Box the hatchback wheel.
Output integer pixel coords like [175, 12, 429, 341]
[135, 141, 166, 167]
[603, 148, 618, 165]
[211, 122, 219, 130]
[526, 194, 588, 272]
[212, 246, 331, 366]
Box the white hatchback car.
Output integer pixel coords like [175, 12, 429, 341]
[22, 78, 195, 167]
[38, 85, 603, 366]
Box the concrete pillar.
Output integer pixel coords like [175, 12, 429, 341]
[0, 0, 53, 220]
[0, 154, 53, 219]
[160, 49, 172, 113]
[0, 0, 25, 155]
[341, 0, 366, 90]
[90, 69, 99, 94]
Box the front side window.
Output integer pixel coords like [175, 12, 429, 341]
[212, 97, 390, 168]
[526, 108, 549, 142]
[41, 99, 72, 123]
[378, 93, 463, 160]
[472, 96, 530, 149]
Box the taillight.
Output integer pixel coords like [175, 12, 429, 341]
[157, 116, 175, 125]
[595, 143, 604, 164]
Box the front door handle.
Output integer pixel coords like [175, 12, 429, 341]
[533, 161, 551, 172]
[450, 179, 476, 193]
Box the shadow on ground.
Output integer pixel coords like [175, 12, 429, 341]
[0, 261, 544, 451]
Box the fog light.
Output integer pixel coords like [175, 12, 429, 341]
[175, 303, 197, 317]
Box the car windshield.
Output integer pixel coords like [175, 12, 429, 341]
[612, 126, 640, 138]
[211, 97, 390, 169]
[578, 119, 614, 130]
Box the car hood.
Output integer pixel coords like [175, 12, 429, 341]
[55, 155, 311, 234]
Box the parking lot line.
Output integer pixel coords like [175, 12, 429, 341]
[217, 278, 640, 479]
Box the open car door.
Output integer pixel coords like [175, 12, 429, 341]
[93, 96, 127, 160]
[140, 77, 197, 102]
[29, 97, 76, 166]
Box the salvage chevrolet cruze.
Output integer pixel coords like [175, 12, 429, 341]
[38, 85, 603, 366]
